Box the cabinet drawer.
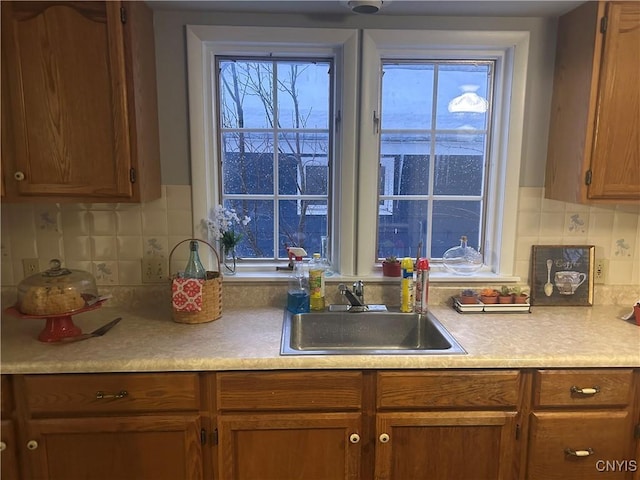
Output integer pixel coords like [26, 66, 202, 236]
[377, 370, 521, 409]
[22, 373, 200, 416]
[217, 371, 362, 411]
[534, 369, 633, 408]
[527, 411, 633, 480]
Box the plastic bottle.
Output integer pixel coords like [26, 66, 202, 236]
[309, 253, 326, 311]
[400, 257, 414, 313]
[183, 240, 207, 279]
[414, 258, 430, 313]
[287, 249, 310, 314]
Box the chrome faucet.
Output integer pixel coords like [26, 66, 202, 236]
[338, 281, 367, 312]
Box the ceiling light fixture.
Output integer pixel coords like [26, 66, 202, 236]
[348, 0, 383, 14]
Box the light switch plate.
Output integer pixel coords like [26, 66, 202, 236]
[594, 258, 608, 284]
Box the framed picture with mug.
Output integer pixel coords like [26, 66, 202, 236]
[530, 245, 595, 306]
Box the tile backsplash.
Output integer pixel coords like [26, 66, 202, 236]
[1, 185, 193, 286]
[1, 186, 639, 296]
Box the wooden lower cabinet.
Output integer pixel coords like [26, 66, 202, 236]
[375, 411, 519, 480]
[215, 371, 364, 480]
[25, 415, 203, 480]
[1, 419, 21, 480]
[527, 411, 633, 480]
[1, 376, 20, 480]
[2, 368, 638, 479]
[218, 413, 362, 480]
[8, 373, 205, 480]
[524, 369, 638, 480]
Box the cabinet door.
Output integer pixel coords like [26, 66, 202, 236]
[527, 411, 634, 480]
[1, 1, 133, 199]
[1, 420, 21, 480]
[218, 412, 362, 480]
[375, 411, 519, 480]
[589, 1, 640, 200]
[25, 415, 203, 480]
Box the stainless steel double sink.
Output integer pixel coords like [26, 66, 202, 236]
[280, 307, 466, 355]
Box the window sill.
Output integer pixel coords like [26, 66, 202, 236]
[219, 264, 521, 284]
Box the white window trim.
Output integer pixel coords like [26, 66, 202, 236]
[186, 26, 528, 281]
[186, 26, 359, 274]
[357, 29, 530, 278]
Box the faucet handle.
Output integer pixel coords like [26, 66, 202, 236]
[353, 280, 364, 297]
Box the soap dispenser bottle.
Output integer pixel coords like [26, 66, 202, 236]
[287, 247, 310, 313]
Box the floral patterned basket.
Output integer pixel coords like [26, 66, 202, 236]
[169, 239, 222, 324]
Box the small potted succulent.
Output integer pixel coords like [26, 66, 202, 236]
[510, 286, 530, 304]
[382, 256, 402, 277]
[498, 286, 513, 304]
[479, 288, 499, 304]
[459, 289, 478, 304]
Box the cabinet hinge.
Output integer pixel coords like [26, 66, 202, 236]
[120, 6, 127, 24]
[600, 16, 607, 33]
[129, 168, 136, 184]
[200, 428, 207, 445]
[585, 169, 592, 185]
[634, 424, 640, 439]
[515, 423, 521, 440]
[212, 428, 219, 445]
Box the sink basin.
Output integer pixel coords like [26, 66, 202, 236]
[280, 308, 466, 355]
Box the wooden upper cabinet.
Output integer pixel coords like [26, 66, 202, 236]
[545, 1, 640, 204]
[1, 1, 161, 202]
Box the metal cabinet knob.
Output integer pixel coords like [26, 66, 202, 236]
[14, 171, 25, 181]
[26, 440, 38, 450]
[379, 433, 390, 443]
[349, 433, 360, 444]
[0, 441, 6, 451]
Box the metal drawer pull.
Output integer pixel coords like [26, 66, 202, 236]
[349, 433, 360, 444]
[14, 171, 25, 181]
[96, 390, 128, 400]
[0, 441, 6, 451]
[570, 385, 600, 395]
[565, 448, 594, 457]
[26, 440, 38, 450]
[379, 433, 390, 443]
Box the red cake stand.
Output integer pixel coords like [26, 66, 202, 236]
[5, 298, 109, 343]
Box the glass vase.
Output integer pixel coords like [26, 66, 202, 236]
[221, 245, 237, 275]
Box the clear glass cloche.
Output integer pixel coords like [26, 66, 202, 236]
[17, 259, 99, 315]
[442, 236, 483, 275]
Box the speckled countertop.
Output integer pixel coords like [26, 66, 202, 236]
[1, 305, 639, 374]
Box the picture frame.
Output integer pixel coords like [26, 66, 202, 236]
[530, 245, 595, 306]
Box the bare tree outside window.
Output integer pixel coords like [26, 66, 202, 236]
[216, 58, 332, 259]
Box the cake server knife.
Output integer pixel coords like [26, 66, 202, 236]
[58, 317, 122, 343]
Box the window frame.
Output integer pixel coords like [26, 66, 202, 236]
[186, 26, 359, 273]
[187, 26, 529, 280]
[357, 29, 530, 277]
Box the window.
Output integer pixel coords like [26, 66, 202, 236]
[356, 29, 529, 277]
[376, 61, 494, 260]
[188, 26, 529, 278]
[217, 57, 332, 259]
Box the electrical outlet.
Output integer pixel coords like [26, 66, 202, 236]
[142, 257, 167, 283]
[594, 258, 608, 284]
[22, 258, 39, 277]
